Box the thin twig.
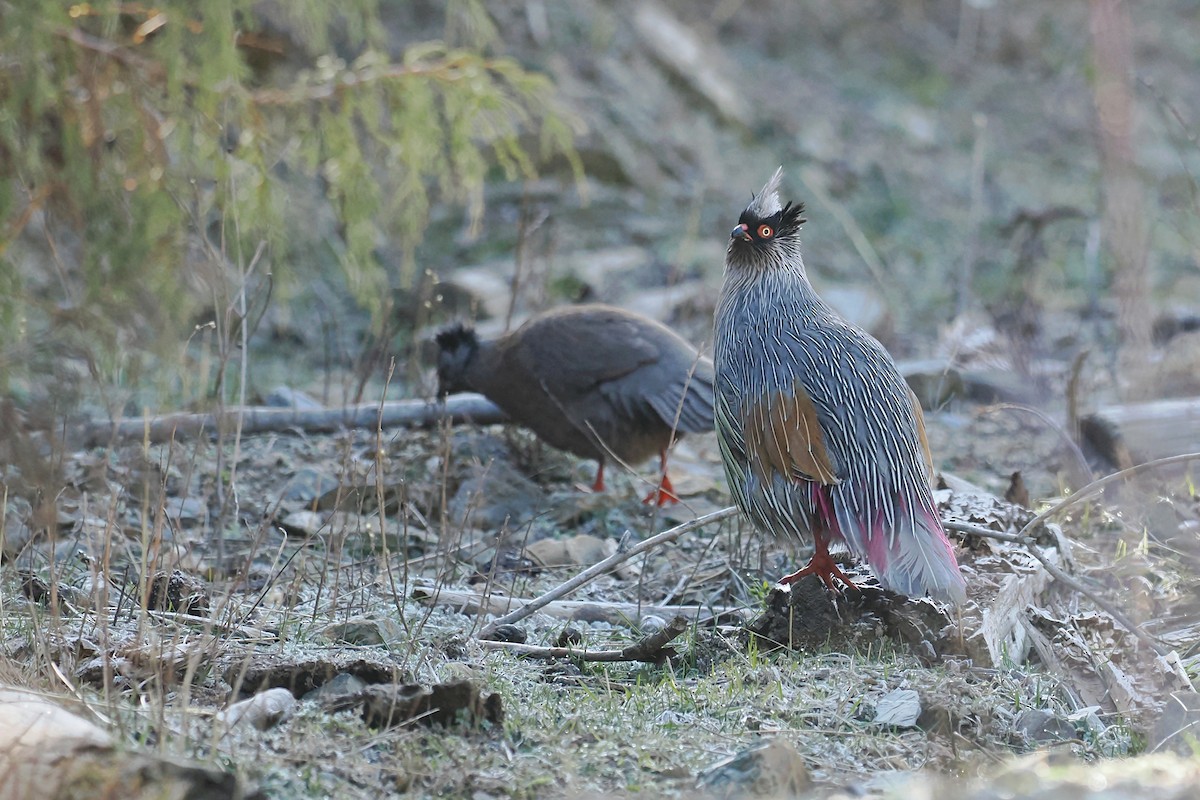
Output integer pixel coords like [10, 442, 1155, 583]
[1016, 451, 1200, 541]
[945, 519, 1167, 656]
[475, 507, 740, 638]
[479, 615, 689, 663]
[413, 585, 747, 625]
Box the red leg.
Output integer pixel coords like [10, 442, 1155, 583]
[641, 450, 680, 506]
[779, 531, 860, 593]
[590, 460, 606, 493]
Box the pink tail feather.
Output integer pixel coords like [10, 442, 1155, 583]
[866, 504, 966, 604]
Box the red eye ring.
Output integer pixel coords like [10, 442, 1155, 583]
[757, 224, 774, 238]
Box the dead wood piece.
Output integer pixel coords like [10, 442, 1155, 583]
[146, 569, 210, 615]
[946, 519, 1167, 658]
[899, 359, 1039, 407]
[413, 585, 746, 627]
[479, 615, 690, 664]
[359, 680, 503, 729]
[78, 394, 506, 447]
[225, 654, 406, 698]
[746, 575, 953, 660]
[1081, 398, 1200, 469]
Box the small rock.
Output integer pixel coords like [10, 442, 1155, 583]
[164, 496, 207, 523]
[302, 673, 368, 704]
[217, 688, 297, 731]
[18, 571, 53, 605]
[554, 627, 583, 648]
[449, 461, 543, 532]
[282, 467, 341, 504]
[873, 688, 922, 728]
[1150, 691, 1200, 755]
[278, 510, 324, 536]
[696, 739, 812, 798]
[320, 617, 397, 646]
[1015, 708, 1077, 743]
[639, 615, 668, 634]
[525, 534, 614, 570]
[481, 624, 527, 644]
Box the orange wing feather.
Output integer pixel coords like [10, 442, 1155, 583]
[906, 386, 935, 481]
[744, 384, 839, 485]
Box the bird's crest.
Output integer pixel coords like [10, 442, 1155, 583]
[745, 166, 784, 219]
[435, 322, 478, 354]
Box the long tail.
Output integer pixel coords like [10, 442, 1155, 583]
[864, 505, 966, 604]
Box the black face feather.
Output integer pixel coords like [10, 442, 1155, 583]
[434, 322, 478, 353]
[736, 200, 807, 243]
[434, 322, 480, 396]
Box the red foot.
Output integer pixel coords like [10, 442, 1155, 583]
[779, 549, 861, 594]
[589, 461, 606, 493]
[641, 472, 680, 506]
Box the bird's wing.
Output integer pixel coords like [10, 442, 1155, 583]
[642, 356, 715, 435]
[517, 310, 716, 438]
[512, 312, 659, 397]
[741, 382, 840, 486]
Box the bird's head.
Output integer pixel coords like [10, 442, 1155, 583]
[434, 322, 480, 397]
[727, 167, 807, 272]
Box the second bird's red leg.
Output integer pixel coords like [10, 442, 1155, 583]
[779, 530, 860, 593]
[641, 450, 680, 506]
[590, 460, 606, 493]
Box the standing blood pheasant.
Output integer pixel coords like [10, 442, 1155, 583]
[713, 168, 966, 603]
[436, 304, 714, 505]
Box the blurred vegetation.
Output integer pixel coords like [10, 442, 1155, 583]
[0, 0, 581, 413]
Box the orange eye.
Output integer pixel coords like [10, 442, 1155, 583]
[757, 224, 774, 238]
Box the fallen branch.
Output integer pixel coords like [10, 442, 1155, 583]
[476, 506, 741, 639]
[77, 394, 506, 447]
[945, 519, 1167, 656]
[479, 615, 690, 663]
[413, 586, 747, 626]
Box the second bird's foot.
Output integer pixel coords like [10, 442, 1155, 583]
[641, 474, 679, 506]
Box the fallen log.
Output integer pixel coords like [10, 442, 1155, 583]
[77, 393, 506, 448]
[1080, 397, 1200, 469]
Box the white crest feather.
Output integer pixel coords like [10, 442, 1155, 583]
[746, 166, 784, 218]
